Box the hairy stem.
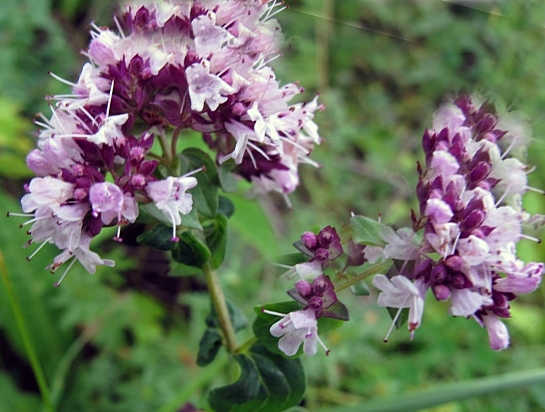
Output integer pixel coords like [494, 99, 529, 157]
[335, 260, 393, 292]
[0, 252, 53, 411]
[203, 263, 237, 353]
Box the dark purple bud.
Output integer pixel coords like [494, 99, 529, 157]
[414, 259, 433, 280]
[346, 241, 366, 266]
[451, 272, 472, 289]
[433, 284, 451, 301]
[461, 209, 485, 232]
[431, 264, 447, 284]
[470, 161, 491, 183]
[130, 174, 146, 189]
[232, 102, 246, 116]
[314, 248, 329, 262]
[422, 130, 434, 154]
[445, 255, 464, 271]
[317, 226, 339, 247]
[74, 188, 88, 201]
[476, 113, 496, 134]
[437, 128, 449, 143]
[307, 296, 323, 311]
[301, 231, 317, 250]
[295, 280, 312, 297]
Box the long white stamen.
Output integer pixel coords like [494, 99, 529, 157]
[315, 334, 330, 355]
[7, 212, 34, 217]
[49, 72, 76, 87]
[495, 185, 511, 206]
[384, 307, 403, 343]
[262, 309, 287, 317]
[264, 0, 278, 20]
[526, 186, 545, 195]
[27, 238, 52, 261]
[501, 137, 517, 159]
[247, 147, 258, 169]
[182, 167, 205, 178]
[279, 136, 309, 154]
[56, 134, 90, 138]
[520, 234, 541, 243]
[451, 232, 461, 256]
[247, 141, 270, 160]
[80, 107, 99, 125]
[55, 256, 77, 287]
[266, 7, 287, 21]
[106, 80, 115, 118]
[114, 16, 126, 38]
[20, 216, 48, 227]
[272, 263, 292, 269]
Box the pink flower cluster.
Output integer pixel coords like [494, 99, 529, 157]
[371, 97, 544, 350]
[14, 0, 322, 285]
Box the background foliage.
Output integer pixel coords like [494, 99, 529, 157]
[1, 0, 545, 410]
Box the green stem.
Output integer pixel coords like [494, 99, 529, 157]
[203, 263, 237, 353]
[235, 336, 258, 354]
[170, 127, 182, 169]
[0, 252, 53, 411]
[158, 132, 172, 166]
[335, 261, 392, 292]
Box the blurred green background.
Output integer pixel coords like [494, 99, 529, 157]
[1, 0, 545, 410]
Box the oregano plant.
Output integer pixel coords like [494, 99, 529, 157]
[7, 1, 545, 411]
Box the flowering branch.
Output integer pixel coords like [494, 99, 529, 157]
[335, 260, 393, 292]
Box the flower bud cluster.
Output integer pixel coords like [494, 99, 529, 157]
[16, 0, 321, 284]
[266, 226, 347, 356]
[373, 97, 544, 350]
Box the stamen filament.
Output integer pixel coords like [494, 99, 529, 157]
[27, 238, 52, 261]
[384, 307, 403, 343]
[55, 257, 77, 287]
[262, 309, 287, 317]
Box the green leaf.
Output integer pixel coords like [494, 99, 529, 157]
[326, 369, 545, 412]
[181, 148, 219, 217]
[204, 214, 228, 269]
[171, 231, 211, 268]
[350, 215, 395, 247]
[208, 344, 305, 412]
[181, 207, 203, 230]
[218, 160, 239, 192]
[218, 196, 235, 218]
[197, 328, 222, 367]
[253, 302, 344, 357]
[137, 224, 176, 251]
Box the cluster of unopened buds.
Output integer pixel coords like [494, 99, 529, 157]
[10, 0, 322, 286]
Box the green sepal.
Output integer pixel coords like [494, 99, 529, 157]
[350, 215, 395, 247]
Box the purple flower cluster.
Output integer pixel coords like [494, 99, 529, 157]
[89, 0, 322, 194]
[14, 0, 322, 284]
[373, 97, 544, 350]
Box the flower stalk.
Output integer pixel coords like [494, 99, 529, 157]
[335, 260, 393, 292]
[203, 263, 237, 353]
